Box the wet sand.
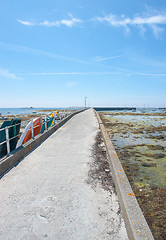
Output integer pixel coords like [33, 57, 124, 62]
[100, 112, 166, 240]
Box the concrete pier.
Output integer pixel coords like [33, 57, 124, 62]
[94, 107, 136, 111]
[0, 109, 128, 240]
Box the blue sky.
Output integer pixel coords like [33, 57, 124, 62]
[0, 0, 166, 108]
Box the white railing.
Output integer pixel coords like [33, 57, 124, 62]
[0, 109, 78, 158]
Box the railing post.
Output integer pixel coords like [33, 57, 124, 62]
[31, 120, 34, 139]
[5, 127, 10, 155]
[54, 112, 55, 125]
[45, 115, 47, 130]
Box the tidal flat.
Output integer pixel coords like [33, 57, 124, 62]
[99, 111, 166, 240]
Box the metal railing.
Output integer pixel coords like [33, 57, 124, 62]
[0, 121, 22, 156]
[0, 109, 79, 158]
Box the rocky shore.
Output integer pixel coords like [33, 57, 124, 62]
[100, 111, 166, 240]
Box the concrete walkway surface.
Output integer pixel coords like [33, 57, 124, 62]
[0, 109, 128, 240]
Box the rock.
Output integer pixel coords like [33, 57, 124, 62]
[148, 145, 165, 151]
[142, 162, 157, 167]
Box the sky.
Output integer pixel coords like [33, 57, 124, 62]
[0, 0, 166, 108]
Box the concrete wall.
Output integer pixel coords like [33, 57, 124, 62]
[94, 109, 154, 240]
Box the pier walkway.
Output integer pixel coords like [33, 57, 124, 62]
[0, 109, 128, 240]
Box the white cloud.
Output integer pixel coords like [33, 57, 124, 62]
[95, 14, 166, 26]
[151, 24, 163, 39]
[0, 68, 22, 80]
[28, 72, 121, 76]
[94, 56, 121, 62]
[95, 13, 166, 37]
[17, 19, 35, 26]
[137, 72, 166, 76]
[17, 15, 82, 28]
[60, 17, 81, 27]
[1, 42, 166, 78]
[39, 21, 59, 27]
[28, 71, 166, 79]
[31, 72, 85, 75]
[0, 42, 89, 64]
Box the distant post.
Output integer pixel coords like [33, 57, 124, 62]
[85, 97, 87, 109]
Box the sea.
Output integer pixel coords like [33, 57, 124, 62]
[0, 108, 56, 116]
